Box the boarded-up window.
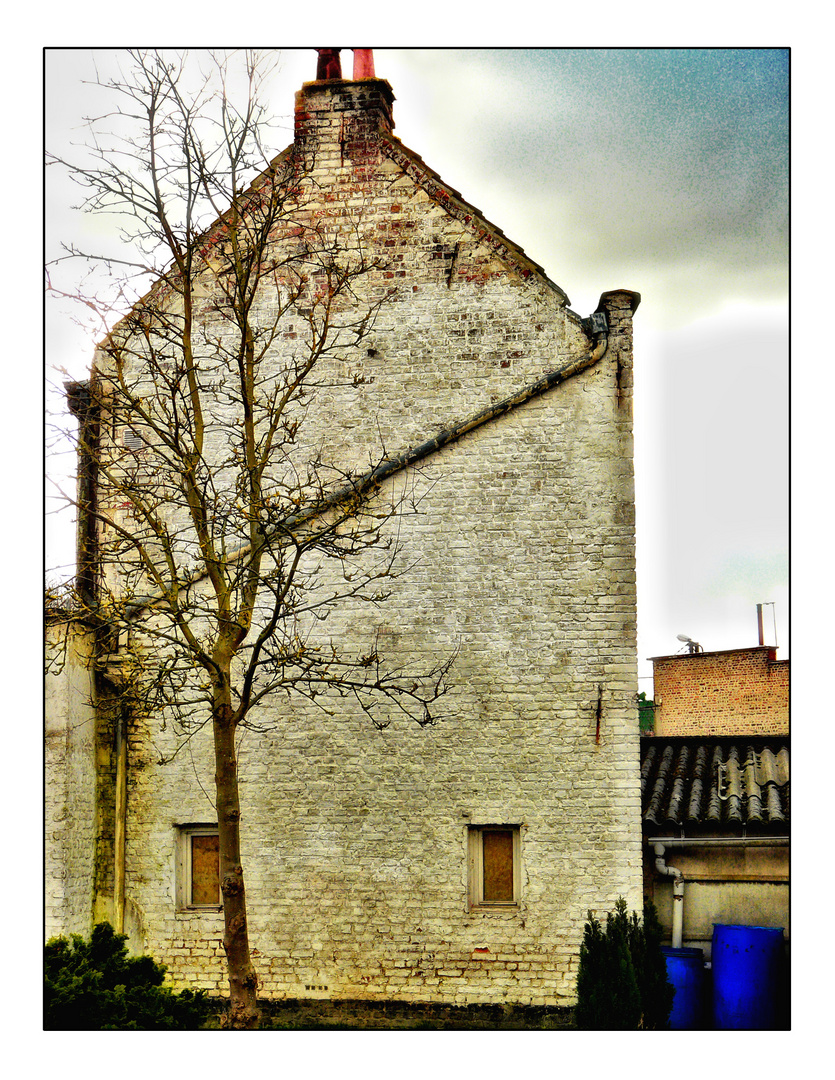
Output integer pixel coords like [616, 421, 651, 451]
[468, 825, 520, 908]
[178, 826, 220, 909]
[482, 829, 515, 902]
[191, 833, 220, 905]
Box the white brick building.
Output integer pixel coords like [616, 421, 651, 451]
[47, 51, 643, 1010]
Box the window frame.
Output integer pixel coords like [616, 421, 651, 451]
[176, 824, 222, 911]
[467, 824, 522, 911]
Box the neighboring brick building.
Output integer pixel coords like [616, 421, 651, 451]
[47, 51, 643, 1012]
[650, 646, 788, 737]
[640, 639, 789, 1025]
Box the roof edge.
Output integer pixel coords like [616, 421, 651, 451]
[649, 645, 785, 662]
[379, 133, 572, 309]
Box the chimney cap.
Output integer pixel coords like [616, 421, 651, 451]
[352, 48, 376, 79]
[596, 289, 641, 315]
[314, 48, 377, 82]
[315, 48, 343, 81]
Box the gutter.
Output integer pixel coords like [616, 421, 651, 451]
[124, 330, 609, 618]
[647, 837, 789, 847]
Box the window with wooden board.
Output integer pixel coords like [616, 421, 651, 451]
[468, 825, 521, 909]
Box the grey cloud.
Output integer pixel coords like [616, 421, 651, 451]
[397, 49, 787, 316]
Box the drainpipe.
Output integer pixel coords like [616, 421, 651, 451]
[649, 837, 789, 948]
[113, 700, 128, 934]
[654, 843, 684, 949]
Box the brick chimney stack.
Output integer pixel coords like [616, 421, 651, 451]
[295, 49, 395, 168]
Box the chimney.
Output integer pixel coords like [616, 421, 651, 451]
[295, 48, 395, 169]
[353, 49, 376, 79]
[315, 49, 343, 81]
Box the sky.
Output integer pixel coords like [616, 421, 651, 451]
[45, 45, 789, 691]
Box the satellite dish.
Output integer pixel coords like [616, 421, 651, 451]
[676, 634, 692, 643]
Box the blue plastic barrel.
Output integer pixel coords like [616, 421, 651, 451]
[711, 924, 784, 1029]
[662, 947, 704, 1029]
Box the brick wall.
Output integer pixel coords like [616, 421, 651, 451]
[45, 621, 98, 938]
[651, 647, 788, 737]
[63, 74, 643, 1008]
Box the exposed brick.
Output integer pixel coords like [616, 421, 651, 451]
[651, 647, 788, 736]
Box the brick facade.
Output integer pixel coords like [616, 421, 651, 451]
[650, 647, 788, 737]
[45, 621, 98, 939]
[47, 69, 643, 1008]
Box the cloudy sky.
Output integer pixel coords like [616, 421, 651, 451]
[45, 46, 789, 688]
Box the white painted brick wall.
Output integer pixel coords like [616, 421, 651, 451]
[51, 79, 643, 1007]
[45, 622, 97, 939]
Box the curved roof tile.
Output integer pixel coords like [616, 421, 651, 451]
[640, 737, 789, 829]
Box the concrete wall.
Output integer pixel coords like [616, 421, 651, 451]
[649, 844, 789, 955]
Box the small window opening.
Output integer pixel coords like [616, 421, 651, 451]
[177, 825, 221, 909]
[468, 825, 521, 909]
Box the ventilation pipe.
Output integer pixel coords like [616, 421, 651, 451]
[654, 843, 684, 948]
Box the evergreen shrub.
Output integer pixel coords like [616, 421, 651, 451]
[44, 922, 209, 1030]
[575, 897, 674, 1030]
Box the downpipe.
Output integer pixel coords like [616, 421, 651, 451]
[654, 843, 684, 949]
[114, 700, 128, 934]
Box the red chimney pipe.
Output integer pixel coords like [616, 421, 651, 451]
[316, 49, 342, 81]
[757, 603, 764, 646]
[353, 48, 376, 79]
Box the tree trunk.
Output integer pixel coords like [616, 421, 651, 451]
[213, 692, 260, 1028]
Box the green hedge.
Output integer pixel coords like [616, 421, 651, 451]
[44, 922, 209, 1030]
[576, 897, 674, 1029]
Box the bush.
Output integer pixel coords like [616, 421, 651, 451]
[575, 897, 674, 1030]
[44, 922, 209, 1030]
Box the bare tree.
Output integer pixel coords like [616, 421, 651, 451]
[47, 49, 454, 1028]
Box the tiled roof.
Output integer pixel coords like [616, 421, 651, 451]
[640, 737, 789, 829]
